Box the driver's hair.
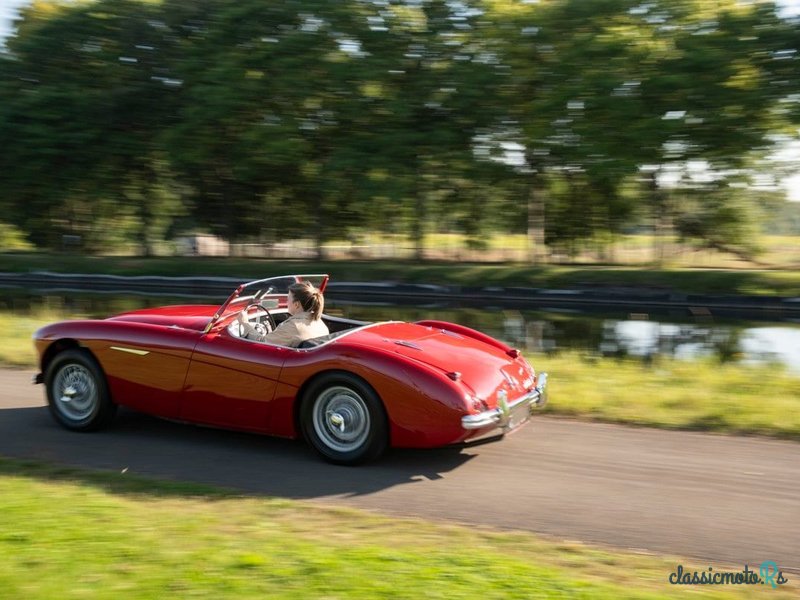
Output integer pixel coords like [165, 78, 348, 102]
[289, 281, 324, 320]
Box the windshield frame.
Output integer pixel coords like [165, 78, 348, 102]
[204, 274, 329, 333]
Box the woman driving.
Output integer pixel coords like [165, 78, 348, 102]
[239, 280, 329, 347]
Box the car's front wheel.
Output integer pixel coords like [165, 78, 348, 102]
[45, 348, 116, 431]
[301, 372, 388, 465]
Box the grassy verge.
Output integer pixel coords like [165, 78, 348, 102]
[535, 351, 800, 439]
[2, 252, 800, 296]
[0, 458, 794, 599]
[2, 312, 58, 367]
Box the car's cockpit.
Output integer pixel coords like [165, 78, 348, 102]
[226, 306, 370, 349]
[212, 274, 369, 349]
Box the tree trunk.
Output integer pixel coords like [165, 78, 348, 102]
[223, 184, 235, 257]
[412, 171, 425, 262]
[138, 170, 156, 258]
[527, 173, 547, 264]
[313, 191, 325, 261]
[649, 170, 664, 266]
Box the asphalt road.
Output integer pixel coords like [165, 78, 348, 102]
[2, 368, 798, 572]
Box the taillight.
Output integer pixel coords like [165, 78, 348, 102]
[465, 395, 489, 413]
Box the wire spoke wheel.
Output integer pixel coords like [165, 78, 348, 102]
[53, 363, 98, 421]
[45, 349, 116, 432]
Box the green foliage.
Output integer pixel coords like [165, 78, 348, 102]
[0, 223, 34, 251]
[0, 0, 798, 256]
[672, 187, 763, 260]
[762, 196, 800, 235]
[0, 0, 184, 253]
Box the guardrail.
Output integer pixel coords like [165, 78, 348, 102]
[0, 271, 798, 318]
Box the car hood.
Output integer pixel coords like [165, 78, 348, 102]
[348, 322, 534, 403]
[107, 305, 218, 331]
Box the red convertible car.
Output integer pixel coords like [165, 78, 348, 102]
[33, 274, 548, 464]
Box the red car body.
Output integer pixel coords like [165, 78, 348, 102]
[33, 274, 547, 463]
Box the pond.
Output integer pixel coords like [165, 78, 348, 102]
[5, 290, 800, 373]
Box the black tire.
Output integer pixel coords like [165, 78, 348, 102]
[45, 348, 116, 431]
[301, 372, 388, 465]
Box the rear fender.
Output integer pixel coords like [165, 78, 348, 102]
[415, 320, 516, 356]
[277, 343, 472, 447]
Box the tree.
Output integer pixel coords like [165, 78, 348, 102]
[0, 0, 185, 253]
[349, 0, 506, 259]
[486, 0, 800, 262]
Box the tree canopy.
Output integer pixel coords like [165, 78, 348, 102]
[1, 0, 798, 257]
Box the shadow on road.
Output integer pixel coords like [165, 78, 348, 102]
[0, 406, 475, 500]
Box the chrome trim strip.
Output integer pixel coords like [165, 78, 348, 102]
[291, 321, 404, 351]
[110, 346, 150, 356]
[235, 321, 404, 350]
[461, 372, 548, 430]
[394, 340, 422, 350]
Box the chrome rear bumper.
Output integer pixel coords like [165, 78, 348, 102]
[461, 373, 548, 431]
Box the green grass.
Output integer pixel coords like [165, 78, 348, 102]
[534, 351, 800, 439]
[0, 309, 74, 367]
[2, 251, 800, 296]
[0, 458, 794, 599]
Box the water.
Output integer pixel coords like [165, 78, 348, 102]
[6, 290, 800, 374]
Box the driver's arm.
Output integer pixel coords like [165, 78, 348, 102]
[238, 311, 269, 342]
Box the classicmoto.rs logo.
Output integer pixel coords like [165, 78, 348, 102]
[669, 562, 789, 588]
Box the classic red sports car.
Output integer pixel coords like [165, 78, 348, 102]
[33, 274, 548, 464]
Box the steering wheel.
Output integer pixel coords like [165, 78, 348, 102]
[240, 301, 276, 339]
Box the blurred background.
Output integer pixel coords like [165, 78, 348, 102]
[0, 0, 798, 265]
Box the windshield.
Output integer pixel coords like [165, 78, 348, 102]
[205, 274, 329, 332]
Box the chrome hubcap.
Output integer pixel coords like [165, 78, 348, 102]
[313, 386, 370, 453]
[328, 412, 346, 432]
[53, 364, 97, 421]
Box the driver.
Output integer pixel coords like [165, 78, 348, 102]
[239, 281, 329, 347]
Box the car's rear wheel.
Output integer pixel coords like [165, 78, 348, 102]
[301, 372, 388, 465]
[45, 348, 116, 431]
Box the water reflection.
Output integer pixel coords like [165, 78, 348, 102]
[4, 290, 799, 373]
[740, 328, 800, 372]
[597, 320, 744, 365]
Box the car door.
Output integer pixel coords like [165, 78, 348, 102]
[91, 324, 201, 419]
[180, 328, 293, 432]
